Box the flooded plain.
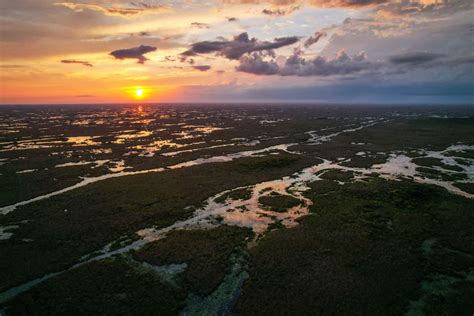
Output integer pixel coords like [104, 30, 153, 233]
[0, 105, 473, 315]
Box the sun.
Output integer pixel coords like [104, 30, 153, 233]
[134, 88, 144, 99]
[124, 86, 161, 101]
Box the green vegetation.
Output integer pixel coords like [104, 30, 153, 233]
[5, 225, 253, 315]
[340, 155, 387, 168]
[1, 107, 473, 314]
[453, 182, 474, 194]
[413, 157, 464, 172]
[416, 167, 468, 182]
[236, 154, 302, 171]
[182, 253, 249, 315]
[319, 169, 354, 182]
[0, 153, 310, 292]
[6, 257, 186, 315]
[215, 187, 253, 204]
[0, 164, 109, 207]
[133, 225, 252, 295]
[446, 150, 474, 159]
[293, 118, 474, 163]
[258, 192, 301, 212]
[236, 178, 474, 315]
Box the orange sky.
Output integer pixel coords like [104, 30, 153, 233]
[1, 0, 472, 104]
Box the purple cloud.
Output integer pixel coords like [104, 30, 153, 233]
[109, 45, 157, 64]
[237, 50, 377, 76]
[181, 32, 299, 60]
[193, 65, 212, 71]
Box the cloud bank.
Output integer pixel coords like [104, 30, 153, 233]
[55, 2, 171, 17]
[237, 50, 376, 76]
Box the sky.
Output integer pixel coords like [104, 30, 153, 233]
[0, 0, 473, 104]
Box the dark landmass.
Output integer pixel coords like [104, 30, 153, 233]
[0, 104, 472, 315]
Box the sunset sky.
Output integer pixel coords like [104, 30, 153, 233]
[0, 0, 472, 104]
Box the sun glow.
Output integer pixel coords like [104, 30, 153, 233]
[134, 88, 144, 99]
[122, 85, 177, 102]
[125, 86, 149, 100]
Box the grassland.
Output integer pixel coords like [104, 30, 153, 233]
[235, 178, 474, 315]
[0, 105, 472, 315]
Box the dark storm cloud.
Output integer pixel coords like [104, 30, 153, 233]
[61, 59, 93, 67]
[388, 52, 443, 65]
[181, 32, 299, 60]
[109, 45, 157, 64]
[449, 54, 474, 65]
[388, 52, 474, 68]
[237, 50, 377, 76]
[193, 65, 212, 71]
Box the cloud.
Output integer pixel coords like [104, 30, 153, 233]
[129, 2, 168, 10]
[172, 78, 474, 104]
[224, 0, 469, 9]
[0, 65, 28, 69]
[54, 2, 171, 17]
[193, 65, 212, 71]
[223, 0, 389, 8]
[237, 53, 280, 75]
[191, 22, 210, 29]
[109, 45, 157, 64]
[226, 17, 239, 22]
[374, 0, 473, 18]
[243, 80, 474, 103]
[237, 44, 474, 78]
[223, 0, 472, 19]
[181, 32, 299, 60]
[449, 54, 474, 65]
[303, 31, 325, 48]
[61, 59, 93, 67]
[262, 5, 300, 16]
[237, 49, 377, 76]
[388, 52, 443, 64]
[310, 0, 388, 7]
[388, 52, 474, 69]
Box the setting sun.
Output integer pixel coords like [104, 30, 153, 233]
[125, 86, 149, 100]
[134, 88, 144, 99]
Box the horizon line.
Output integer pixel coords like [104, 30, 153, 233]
[1, 101, 474, 107]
